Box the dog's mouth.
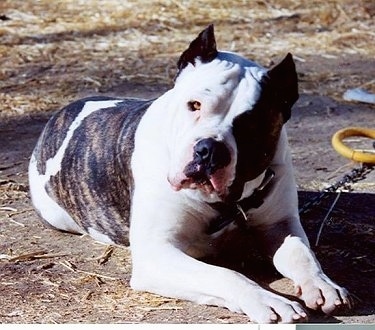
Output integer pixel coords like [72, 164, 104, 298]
[171, 176, 215, 194]
[168, 164, 229, 197]
[168, 138, 232, 197]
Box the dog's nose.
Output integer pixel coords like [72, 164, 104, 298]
[194, 138, 231, 174]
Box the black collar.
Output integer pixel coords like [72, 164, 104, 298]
[206, 168, 275, 235]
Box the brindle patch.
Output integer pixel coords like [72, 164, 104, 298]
[39, 98, 151, 245]
[35, 96, 118, 175]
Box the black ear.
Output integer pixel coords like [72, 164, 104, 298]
[177, 24, 218, 74]
[267, 53, 299, 122]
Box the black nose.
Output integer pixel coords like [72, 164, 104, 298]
[194, 138, 231, 174]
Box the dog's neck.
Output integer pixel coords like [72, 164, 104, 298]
[206, 168, 275, 235]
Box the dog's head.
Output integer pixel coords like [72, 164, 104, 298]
[167, 24, 298, 203]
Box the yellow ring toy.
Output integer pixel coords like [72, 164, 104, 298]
[331, 127, 375, 164]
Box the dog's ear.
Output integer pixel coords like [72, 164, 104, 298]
[267, 53, 299, 122]
[177, 24, 218, 73]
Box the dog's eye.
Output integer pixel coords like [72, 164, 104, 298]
[188, 101, 201, 112]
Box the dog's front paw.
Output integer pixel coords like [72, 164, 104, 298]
[240, 291, 308, 324]
[296, 274, 352, 314]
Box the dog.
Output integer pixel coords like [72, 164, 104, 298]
[29, 25, 351, 323]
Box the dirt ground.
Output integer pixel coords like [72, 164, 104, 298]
[0, 0, 374, 324]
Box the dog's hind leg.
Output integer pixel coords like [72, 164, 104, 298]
[28, 153, 85, 234]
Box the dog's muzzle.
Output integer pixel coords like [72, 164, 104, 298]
[184, 138, 231, 180]
[168, 138, 232, 197]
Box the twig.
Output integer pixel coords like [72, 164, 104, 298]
[7, 218, 26, 227]
[86, 245, 115, 265]
[59, 261, 119, 280]
[59, 260, 77, 272]
[0, 254, 12, 260]
[327, 162, 354, 180]
[0, 206, 18, 212]
[315, 191, 341, 247]
[8, 250, 47, 262]
[8, 250, 68, 262]
[7, 208, 34, 216]
[137, 306, 183, 311]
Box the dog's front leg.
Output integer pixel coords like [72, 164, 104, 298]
[129, 193, 307, 323]
[130, 240, 308, 323]
[272, 231, 351, 314]
[255, 166, 352, 315]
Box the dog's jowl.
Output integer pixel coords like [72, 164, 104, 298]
[29, 25, 351, 323]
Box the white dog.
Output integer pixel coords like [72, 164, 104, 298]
[29, 25, 351, 323]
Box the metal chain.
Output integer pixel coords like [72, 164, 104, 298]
[299, 163, 374, 215]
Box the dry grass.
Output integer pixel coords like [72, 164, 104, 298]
[0, 0, 374, 116]
[0, 1, 374, 323]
